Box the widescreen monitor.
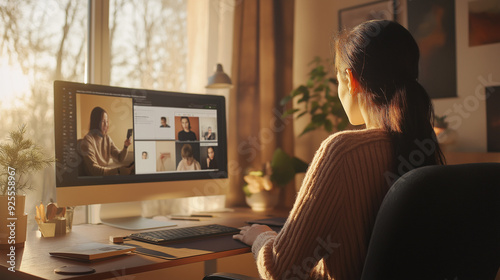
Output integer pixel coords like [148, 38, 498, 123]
[54, 81, 228, 228]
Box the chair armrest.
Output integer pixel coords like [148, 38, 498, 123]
[203, 272, 261, 280]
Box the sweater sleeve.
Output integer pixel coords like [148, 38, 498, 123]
[109, 136, 128, 163]
[251, 134, 350, 279]
[81, 137, 119, 176]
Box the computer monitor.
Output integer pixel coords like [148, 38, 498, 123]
[54, 81, 228, 229]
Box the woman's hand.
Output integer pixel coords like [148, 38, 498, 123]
[160, 153, 171, 159]
[124, 138, 132, 148]
[233, 224, 273, 246]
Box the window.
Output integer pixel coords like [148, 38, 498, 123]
[109, 0, 188, 91]
[0, 0, 234, 223]
[0, 0, 88, 219]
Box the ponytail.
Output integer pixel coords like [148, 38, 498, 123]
[387, 80, 445, 174]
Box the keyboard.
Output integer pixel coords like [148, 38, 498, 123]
[129, 224, 240, 245]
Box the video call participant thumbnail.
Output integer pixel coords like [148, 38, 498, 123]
[80, 106, 134, 176]
[160, 116, 170, 128]
[203, 127, 216, 140]
[177, 117, 197, 141]
[201, 146, 217, 169]
[177, 144, 201, 171]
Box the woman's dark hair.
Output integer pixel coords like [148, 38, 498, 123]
[334, 20, 445, 175]
[181, 144, 193, 158]
[89, 107, 107, 133]
[181, 117, 191, 130]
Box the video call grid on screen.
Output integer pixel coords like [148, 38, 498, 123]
[54, 81, 227, 188]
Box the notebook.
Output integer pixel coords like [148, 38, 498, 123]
[49, 242, 136, 261]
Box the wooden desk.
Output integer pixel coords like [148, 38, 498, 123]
[444, 151, 500, 165]
[0, 208, 287, 280]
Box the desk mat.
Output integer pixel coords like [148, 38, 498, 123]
[124, 235, 249, 260]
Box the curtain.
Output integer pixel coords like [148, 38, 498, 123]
[227, 0, 295, 207]
[187, 0, 235, 94]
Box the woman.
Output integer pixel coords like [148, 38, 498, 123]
[176, 144, 201, 171]
[80, 106, 133, 176]
[177, 117, 197, 141]
[205, 146, 217, 169]
[233, 20, 445, 279]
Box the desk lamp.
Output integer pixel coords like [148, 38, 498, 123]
[206, 64, 232, 88]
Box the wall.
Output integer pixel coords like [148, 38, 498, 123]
[433, 0, 500, 152]
[293, 0, 500, 164]
[293, 0, 337, 164]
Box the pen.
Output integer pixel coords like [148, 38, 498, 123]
[170, 214, 214, 218]
[170, 217, 201, 221]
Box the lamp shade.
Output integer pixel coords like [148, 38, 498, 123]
[206, 64, 232, 88]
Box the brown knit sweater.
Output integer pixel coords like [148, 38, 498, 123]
[252, 129, 393, 280]
[81, 131, 129, 176]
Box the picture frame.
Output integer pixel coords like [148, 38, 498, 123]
[407, 0, 457, 99]
[486, 86, 500, 152]
[338, 0, 395, 31]
[469, 0, 500, 47]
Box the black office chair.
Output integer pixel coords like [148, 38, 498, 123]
[204, 163, 500, 280]
[361, 162, 500, 280]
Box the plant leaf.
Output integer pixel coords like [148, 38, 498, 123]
[280, 95, 293, 106]
[282, 108, 299, 118]
[306, 79, 314, 88]
[314, 84, 324, 92]
[300, 122, 320, 136]
[329, 77, 338, 85]
[270, 148, 295, 186]
[310, 101, 320, 114]
[296, 111, 307, 119]
[242, 185, 252, 197]
[297, 90, 310, 103]
[311, 113, 326, 124]
[291, 157, 309, 173]
[324, 119, 333, 132]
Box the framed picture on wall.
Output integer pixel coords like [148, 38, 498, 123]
[486, 86, 500, 152]
[339, 0, 395, 31]
[407, 0, 457, 99]
[469, 0, 500, 47]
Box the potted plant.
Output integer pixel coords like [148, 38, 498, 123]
[0, 125, 54, 248]
[433, 115, 448, 137]
[433, 115, 457, 148]
[281, 56, 349, 136]
[243, 148, 308, 211]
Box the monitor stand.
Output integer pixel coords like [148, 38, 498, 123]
[97, 201, 176, 230]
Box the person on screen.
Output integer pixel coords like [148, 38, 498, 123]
[160, 116, 170, 128]
[177, 144, 201, 171]
[80, 106, 134, 176]
[177, 117, 197, 141]
[157, 152, 171, 171]
[203, 126, 216, 140]
[233, 20, 445, 279]
[205, 146, 217, 169]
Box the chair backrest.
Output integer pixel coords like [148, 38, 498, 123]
[361, 163, 500, 280]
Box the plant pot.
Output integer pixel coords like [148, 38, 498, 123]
[0, 195, 27, 248]
[245, 188, 280, 212]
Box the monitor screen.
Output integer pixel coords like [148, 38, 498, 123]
[54, 81, 228, 207]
